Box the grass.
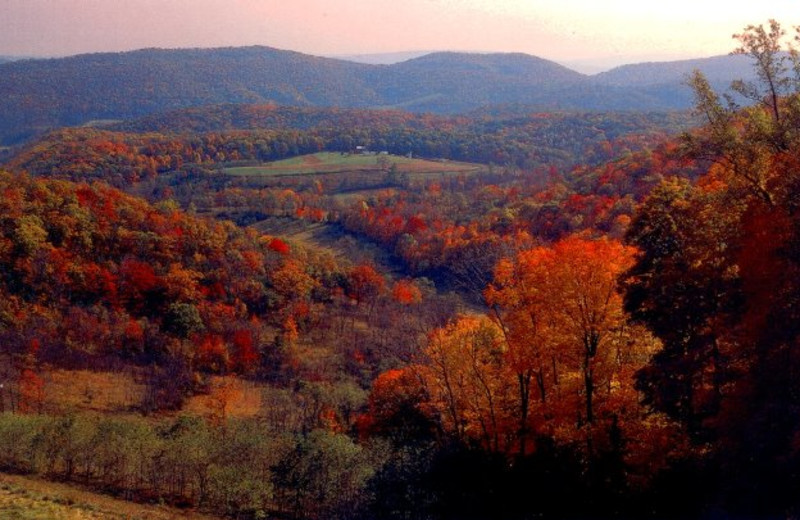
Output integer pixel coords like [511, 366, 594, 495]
[42, 369, 145, 414]
[31, 368, 274, 420]
[252, 217, 404, 274]
[224, 152, 480, 177]
[0, 473, 217, 519]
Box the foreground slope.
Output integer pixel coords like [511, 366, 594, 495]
[0, 473, 216, 520]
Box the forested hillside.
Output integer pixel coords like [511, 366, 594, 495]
[0, 46, 746, 145]
[2, 17, 800, 520]
[0, 47, 376, 145]
[592, 54, 755, 87]
[0, 174, 337, 385]
[4, 107, 692, 187]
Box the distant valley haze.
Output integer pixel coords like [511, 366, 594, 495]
[329, 50, 746, 75]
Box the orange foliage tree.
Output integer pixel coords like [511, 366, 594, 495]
[420, 315, 510, 452]
[409, 236, 651, 455]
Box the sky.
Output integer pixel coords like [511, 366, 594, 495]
[1, 0, 797, 72]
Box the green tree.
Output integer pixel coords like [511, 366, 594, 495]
[163, 302, 204, 339]
[273, 430, 376, 519]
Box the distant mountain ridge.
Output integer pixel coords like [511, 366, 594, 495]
[0, 55, 33, 63]
[0, 46, 757, 144]
[592, 54, 757, 89]
[365, 52, 587, 113]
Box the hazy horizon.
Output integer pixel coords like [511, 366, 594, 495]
[0, 46, 750, 76]
[2, 0, 796, 74]
[331, 49, 734, 74]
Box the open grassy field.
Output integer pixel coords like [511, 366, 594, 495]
[0, 365, 146, 416]
[224, 152, 480, 177]
[21, 368, 269, 421]
[0, 473, 216, 520]
[43, 369, 145, 414]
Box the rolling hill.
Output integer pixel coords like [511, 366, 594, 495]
[0, 46, 756, 144]
[591, 54, 755, 87]
[0, 47, 378, 144]
[589, 54, 758, 108]
[366, 52, 586, 112]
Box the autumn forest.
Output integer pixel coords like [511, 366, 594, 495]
[1, 19, 800, 520]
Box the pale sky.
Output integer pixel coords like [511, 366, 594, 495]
[1, 0, 797, 71]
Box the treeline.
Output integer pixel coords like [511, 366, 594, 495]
[0, 413, 374, 519]
[0, 387, 686, 520]
[115, 104, 691, 155]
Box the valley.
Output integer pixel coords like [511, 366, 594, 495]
[1, 17, 800, 520]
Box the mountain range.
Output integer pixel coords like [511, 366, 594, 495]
[0, 46, 757, 145]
